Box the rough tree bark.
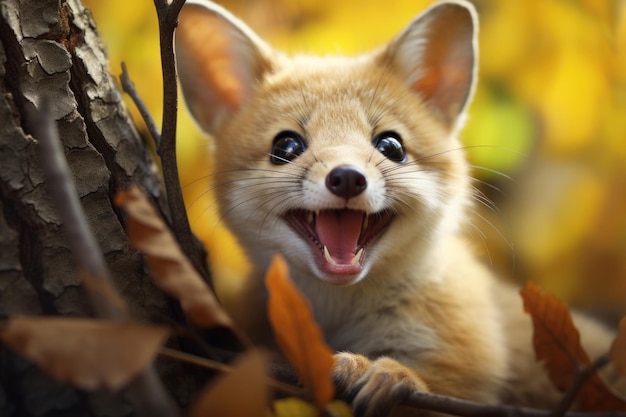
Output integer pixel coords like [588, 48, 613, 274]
[0, 0, 203, 415]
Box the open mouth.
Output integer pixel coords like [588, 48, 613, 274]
[284, 209, 393, 279]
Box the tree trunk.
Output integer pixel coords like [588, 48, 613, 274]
[0, 0, 201, 415]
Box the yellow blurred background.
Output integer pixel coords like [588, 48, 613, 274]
[84, 0, 626, 322]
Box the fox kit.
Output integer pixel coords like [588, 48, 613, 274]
[175, 1, 622, 414]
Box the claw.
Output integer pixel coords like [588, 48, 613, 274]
[333, 353, 427, 417]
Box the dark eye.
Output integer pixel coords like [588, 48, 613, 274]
[270, 131, 307, 165]
[373, 131, 406, 163]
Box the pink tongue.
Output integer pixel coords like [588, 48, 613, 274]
[316, 210, 364, 264]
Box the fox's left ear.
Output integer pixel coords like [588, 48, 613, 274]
[383, 0, 478, 128]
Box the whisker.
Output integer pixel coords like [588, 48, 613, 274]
[217, 184, 300, 228]
[470, 165, 515, 183]
[381, 160, 516, 271]
[463, 218, 494, 270]
[181, 172, 213, 190]
[464, 204, 514, 253]
[189, 179, 299, 230]
[470, 186, 501, 215]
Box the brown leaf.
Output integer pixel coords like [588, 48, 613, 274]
[0, 317, 168, 391]
[189, 350, 268, 417]
[265, 254, 335, 409]
[115, 186, 232, 329]
[521, 282, 626, 411]
[520, 281, 589, 390]
[610, 316, 626, 377]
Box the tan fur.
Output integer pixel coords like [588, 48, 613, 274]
[175, 1, 623, 415]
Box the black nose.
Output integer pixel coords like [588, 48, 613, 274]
[325, 165, 367, 199]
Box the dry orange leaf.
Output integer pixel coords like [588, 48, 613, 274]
[0, 317, 168, 391]
[115, 186, 232, 329]
[521, 282, 626, 411]
[610, 316, 626, 377]
[189, 350, 268, 417]
[265, 254, 335, 409]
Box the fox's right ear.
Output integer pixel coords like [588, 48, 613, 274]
[382, 0, 477, 129]
[175, 0, 272, 134]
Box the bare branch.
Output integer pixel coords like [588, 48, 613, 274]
[120, 62, 161, 149]
[397, 389, 626, 417]
[151, 0, 211, 284]
[268, 356, 626, 417]
[28, 99, 124, 320]
[170, 0, 186, 16]
[159, 347, 305, 397]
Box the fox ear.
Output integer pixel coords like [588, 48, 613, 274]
[385, 1, 478, 127]
[175, 0, 272, 134]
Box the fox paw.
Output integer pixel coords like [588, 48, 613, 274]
[333, 352, 428, 417]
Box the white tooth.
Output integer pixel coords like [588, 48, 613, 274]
[362, 215, 369, 230]
[307, 211, 314, 224]
[323, 246, 338, 266]
[350, 248, 364, 265]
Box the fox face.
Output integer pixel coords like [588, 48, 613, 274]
[176, 1, 477, 288]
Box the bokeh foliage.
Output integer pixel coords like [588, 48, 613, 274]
[85, 0, 626, 319]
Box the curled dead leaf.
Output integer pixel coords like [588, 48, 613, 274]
[189, 350, 268, 417]
[520, 282, 626, 411]
[0, 317, 168, 391]
[520, 281, 589, 390]
[115, 186, 232, 330]
[265, 254, 335, 409]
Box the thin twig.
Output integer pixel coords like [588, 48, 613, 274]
[152, 0, 212, 284]
[265, 355, 626, 417]
[120, 62, 161, 149]
[29, 99, 123, 320]
[397, 389, 626, 417]
[159, 347, 305, 397]
[28, 99, 181, 417]
[553, 354, 612, 417]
